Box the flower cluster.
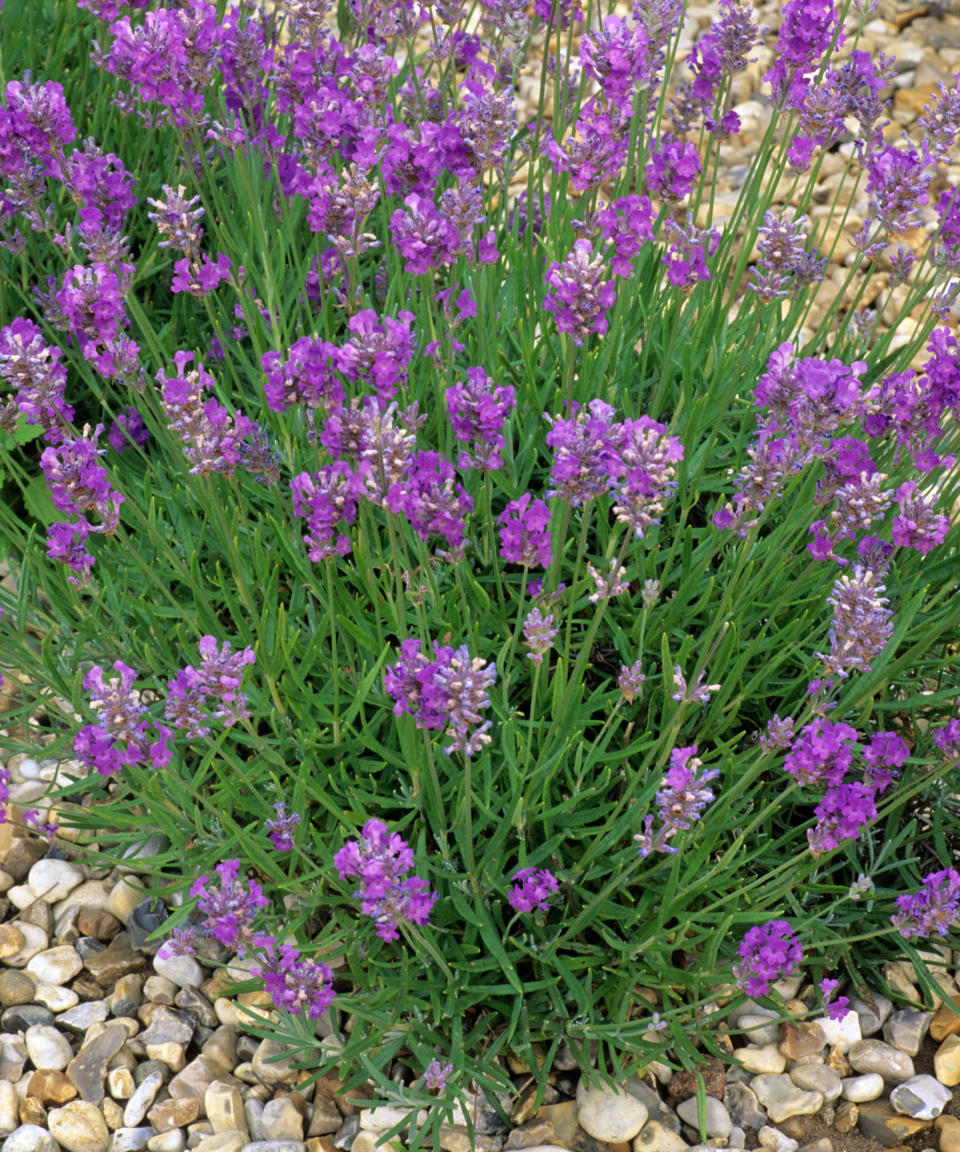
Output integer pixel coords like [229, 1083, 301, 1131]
[384, 639, 496, 756]
[498, 495, 552, 568]
[635, 745, 719, 856]
[780, 719, 907, 854]
[190, 859, 270, 955]
[733, 920, 803, 997]
[165, 636, 256, 739]
[266, 803, 302, 852]
[0, 319, 73, 445]
[816, 566, 893, 677]
[334, 818, 436, 941]
[508, 867, 559, 913]
[446, 367, 515, 471]
[74, 661, 173, 778]
[891, 869, 960, 938]
[250, 934, 336, 1020]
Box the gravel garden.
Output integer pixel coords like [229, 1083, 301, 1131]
[2, 0, 960, 1151]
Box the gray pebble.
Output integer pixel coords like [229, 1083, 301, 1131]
[2, 1127, 60, 1152]
[882, 1008, 932, 1056]
[676, 1097, 732, 1139]
[108, 1130, 155, 1152]
[889, 1074, 952, 1119]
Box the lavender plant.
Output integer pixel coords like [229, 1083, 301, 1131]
[1, 0, 960, 1135]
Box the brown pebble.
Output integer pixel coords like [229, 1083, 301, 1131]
[505, 1119, 554, 1149]
[834, 1101, 858, 1133]
[780, 1020, 826, 1060]
[0, 923, 26, 960]
[19, 1096, 46, 1126]
[3, 837, 47, 881]
[83, 932, 146, 985]
[28, 1070, 77, 1106]
[937, 1114, 960, 1152]
[76, 906, 123, 941]
[826, 1044, 851, 1077]
[0, 968, 37, 1006]
[148, 1096, 201, 1131]
[930, 994, 960, 1041]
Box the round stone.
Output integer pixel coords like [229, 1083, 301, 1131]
[890, 1074, 952, 1120]
[0, 969, 36, 1007]
[847, 991, 893, 1038]
[1, 1125, 59, 1152]
[24, 1025, 74, 1071]
[840, 1073, 884, 1102]
[749, 1076, 823, 1123]
[735, 1045, 786, 1074]
[25, 946, 83, 987]
[0, 925, 27, 961]
[152, 953, 204, 990]
[33, 984, 79, 1012]
[1, 922, 49, 966]
[882, 1008, 932, 1056]
[575, 1078, 649, 1142]
[676, 1096, 732, 1139]
[810, 1010, 861, 1053]
[633, 1121, 690, 1152]
[934, 1034, 960, 1086]
[47, 1102, 109, 1152]
[788, 1065, 841, 1102]
[1, 1005, 54, 1031]
[27, 860, 83, 904]
[847, 1039, 914, 1083]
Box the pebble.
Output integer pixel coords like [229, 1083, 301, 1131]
[576, 1080, 648, 1142]
[848, 992, 894, 1037]
[633, 1120, 690, 1151]
[846, 1039, 915, 1083]
[676, 1098, 731, 1140]
[734, 1011, 780, 1047]
[123, 1071, 164, 1128]
[809, 1011, 861, 1053]
[934, 1033, 960, 1085]
[938, 1115, 960, 1152]
[147, 1132, 185, 1152]
[734, 1045, 785, 1074]
[24, 1025, 74, 1072]
[27, 1069, 77, 1106]
[748, 1078, 823, 1123]
[205, 1083, 248, 1135]
[27, 861, 83, 904]
[34, 984, 78, 1012]
[66, 1021, 129, 1105]
[840, 1073, 884, 1102]
[787, 1066, 841, 1102]
[0, 969, 36, 1006]
[47, 1102, 110, 1152]
[1, 1126, 59, 1152]
[2, 1004, 53, 1030]
[57, 1001, 109, 1033]
[238, 1143, 306, 1152]
[855, 1098, 930, 1146]
[931, 994, 960, 1040]
[881, 1008, 931, 1055]
[722, 1083, 766, 1130]
[0, 1084, 18, 1135]
[889, 1073, 951, 1119]
[152, 955, 205, 991]
[2, 923, 49, 966]
[108, 1128, 155, 1152]
[26, 946, 83, 986]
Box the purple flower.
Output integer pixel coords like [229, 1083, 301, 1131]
[661, 216, 721, 291]
[783, 719, 858, 788]
[266, 803, 302, 852]
[613, 416, 684, 537]
[422, 1060, 454, 1091]
[764, 0, 840, 106]
[816, 566, 893, 678]
[0, 318, 73, 445]
[808, 781, 877, 854]
[587, 559, 630, 603]
[291, 464, 362, 562]
[892, 868, 960, 938]
[389, 193, 462, 276]
[158, 351, 256, 478]
[891, 481, 949, 555]
[596, 195, 655, 278]
[498, 495, 552, 568]
[819, 978, 850, 1021]
[446, 367, 515, 471]
[635, 745, 718, 856]
[385, 640, 496, 756]
[40, 426, 123, 532]
[190, 859, 269, 955]
[861, 143, 929, 239]
[546, 99, 631, 192]
[46, 520, 95, 585]
[261, 338, 345, 415]
[522, 607, 559, 665]
[508, 867, 559, 913]
[337, 309, 417, 408]
[66, 140, 137, 235]
[733, 920, 803, 997]
[646, 134, 701, 202]
[760, 714, 795, 753]
[334, 818, 437, 941]
[146, 184, 205, 254]
[672, 665, 720, 705]
[0, 78, 76, 180]
[251, 933, 335, 1019]
[618, 660, 646, 703]
[322, 399, 418, 507]
[165, 636, 256, 738]
[56, 262, 134, 379]
[386, 450, 473, 558]
[545, 399, 623, 506]
[579, 15, 652, 102]
[108, 406, 149, 453]
[543, 239, 617, 346]
[750, 211, 825, 302]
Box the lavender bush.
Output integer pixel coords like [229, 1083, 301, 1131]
[1, 0, 960, 1138]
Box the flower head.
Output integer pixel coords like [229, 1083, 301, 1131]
[891, 868, 960, 938]
[733, 920, 803, 997]
[508, 867, 559, 913]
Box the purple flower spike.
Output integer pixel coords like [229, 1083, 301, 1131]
[733, 920, 803, 997]
[251, 933, 335, 1020]
[190, 859, 270, 955]
[334, 818, 437, 942]
[508, 867, 559, 913]
[498, 494, 552, 568]
[423, 1060, 454, 1091]
[891, 869, 960, 939]
[266, 803, 302, 852]
[543, 239, 616, 346]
